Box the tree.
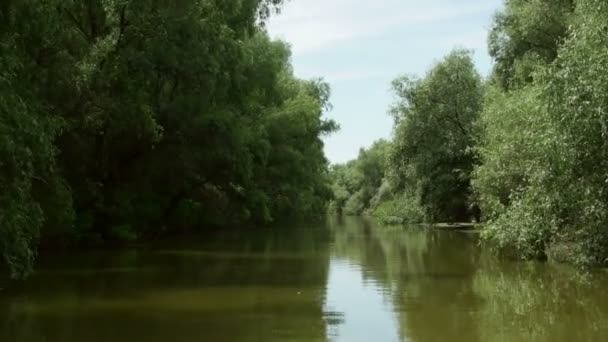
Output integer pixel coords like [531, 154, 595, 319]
[328, 140, 390, 216]
[0, 0, 336, 279]
[0, 0, 74, 279]
[475, 0, 608, 265]
[388, 49, 483, 222]
[489, 0, 574, 89]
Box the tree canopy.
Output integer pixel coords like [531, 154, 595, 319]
[0, 0, 336, 279]
[330, 0, 608, 267]
[5, 0, 608, 277]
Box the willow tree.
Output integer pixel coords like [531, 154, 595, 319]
[488, 0, 574, 89]
[388, 50, 483, 222]
[0, 0, 74, 279]
[475, 0, 608, 265]
[1, 0, 338, 279]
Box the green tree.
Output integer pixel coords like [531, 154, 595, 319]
[0, 0, 337, 279]
[329, 140, 390, 216]
[0, 0, 74, 278]
[388, 49, 483, 222]
[475, 0, 608, 265]
[489, 0, 574, 89]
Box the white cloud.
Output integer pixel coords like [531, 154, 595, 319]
[267, 0, 500, 56]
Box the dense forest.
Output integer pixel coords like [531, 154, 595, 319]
[0, 0, 337, 279]
[330, 0, 608, 267]
[3, 0, 608, 279]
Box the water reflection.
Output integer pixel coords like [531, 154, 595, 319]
[0, 227, 332, 342]
[326, 216, 608, 342]
[324, 260, 399, 342]
[1, 218, 608, 341]
[471, 259, 608, 341]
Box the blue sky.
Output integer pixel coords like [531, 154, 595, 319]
[267, 0, 504, 164]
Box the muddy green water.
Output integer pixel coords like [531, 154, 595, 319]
[2, 216, 608, 341]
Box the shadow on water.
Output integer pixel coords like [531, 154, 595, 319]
[0, 226, 333, 342]
[2, 217, 608, 341]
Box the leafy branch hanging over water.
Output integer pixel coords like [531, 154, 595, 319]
[0, 0, 336, 279]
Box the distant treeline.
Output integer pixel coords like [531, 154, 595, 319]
[0, 0, 337, 279]
[329, 0, 608, 267]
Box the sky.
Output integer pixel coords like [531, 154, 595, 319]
[267, 0, 504, 164]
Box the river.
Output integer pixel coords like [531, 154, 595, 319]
[1, 216, 608, 341]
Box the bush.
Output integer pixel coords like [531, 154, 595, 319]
[373, 191, 425, 225]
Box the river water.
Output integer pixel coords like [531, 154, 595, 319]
[1, 216, 608, 341]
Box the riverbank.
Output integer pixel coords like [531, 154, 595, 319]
[429, 222, 480, 231]
[364, 213, 480, 231]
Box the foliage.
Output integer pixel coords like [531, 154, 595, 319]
[331, 0, 608, 268]
[330, 51, 483, 225]
[388, 50, 483, 222]
[488, 0, 574, 89]
[372, 190, 425, 225]
[539, 0, 608, 265]
[326, 0, 608, 268]
[472, 85, 558, 259]
[328, 140, 391, 216]
[472, 85, 553, 218]
[0, 0, 335, 279]
[475, 0, 608, 266]
[0, 1, 73, 278]
[6, 0, 608, 277]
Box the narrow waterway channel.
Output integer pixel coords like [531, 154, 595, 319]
[2, 216, 608, 341]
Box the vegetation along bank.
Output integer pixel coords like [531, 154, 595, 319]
[329, 0, 608, 268]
